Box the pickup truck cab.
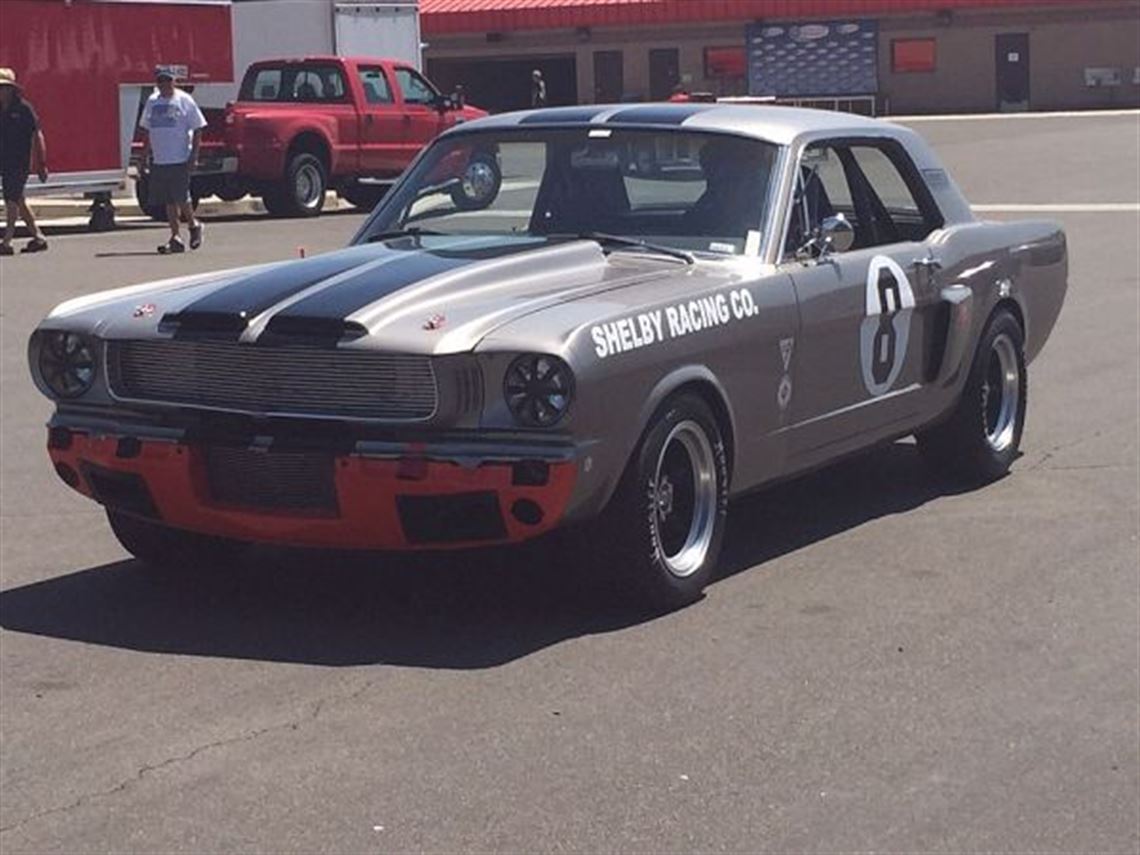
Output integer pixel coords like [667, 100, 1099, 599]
[223, 56, 491, 216]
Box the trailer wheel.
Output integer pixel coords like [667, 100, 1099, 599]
[339, 183, 388, 211]
[134, 173, 167, 221]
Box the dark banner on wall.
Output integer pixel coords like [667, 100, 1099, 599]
[747, 20, 879, 97]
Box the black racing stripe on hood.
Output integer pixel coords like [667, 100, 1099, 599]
[166, 245, 382, 332]
[519, 107, 610, 125]
[606, 105, 712, 125]
[266, 241, 554, 334]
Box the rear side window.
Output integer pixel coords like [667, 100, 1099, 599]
[240, 65, 348, 103]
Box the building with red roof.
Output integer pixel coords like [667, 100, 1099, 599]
[419, 0, 1140, 114]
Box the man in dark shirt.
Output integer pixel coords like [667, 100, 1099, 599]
[0, 68, 49, 255]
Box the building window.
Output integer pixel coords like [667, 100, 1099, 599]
[704, 46, 746, 79]
[892, 38, 937, 73]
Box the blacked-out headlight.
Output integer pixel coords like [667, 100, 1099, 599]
[38, 331, 97, 399]
[504, 354, 574, 427]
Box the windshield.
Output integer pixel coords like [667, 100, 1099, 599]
[358, 128, 780, 257]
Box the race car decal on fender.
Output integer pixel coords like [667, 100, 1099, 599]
[859, 255, 915, 396]
[592, 288, 759, 359]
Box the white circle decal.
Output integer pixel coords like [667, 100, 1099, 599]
[859, 255, 915, 396]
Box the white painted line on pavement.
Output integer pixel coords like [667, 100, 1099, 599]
[894, 108, 1140, 122]
[972, 203, 1140, 213]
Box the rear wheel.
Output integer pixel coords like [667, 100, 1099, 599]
[264, 152, 327, 218]
[599, 394, 728, 610]
[917, 308, 1027, 483]
[107, 509, 249, 570]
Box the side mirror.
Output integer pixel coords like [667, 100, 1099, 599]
[816, 213, 855, 258]
[433, 93, 454, 112]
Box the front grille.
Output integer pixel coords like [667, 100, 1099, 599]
[204, 446, 337, 512]
[108, 340, 437, 421]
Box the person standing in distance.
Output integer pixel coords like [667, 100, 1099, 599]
[139, 67, 206, 254]
[0, 68, 49, 256]
[531, 69, 548, 108]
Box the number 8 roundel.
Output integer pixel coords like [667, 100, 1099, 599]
[859, 255, 915, 397]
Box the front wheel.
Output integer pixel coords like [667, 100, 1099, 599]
[450, 153, 501, 211]
[916, 308, 1027, 484]
[107, 509, 249, 570]
[600, 394, 729, 610]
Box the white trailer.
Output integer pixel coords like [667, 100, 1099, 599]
[193, 0, 422, 108]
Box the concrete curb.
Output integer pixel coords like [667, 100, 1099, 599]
[21, 191, 353, 222]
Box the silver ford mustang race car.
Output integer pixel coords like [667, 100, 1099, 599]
[29, 104, 1067, 608]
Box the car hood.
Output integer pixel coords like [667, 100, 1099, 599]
[43, 237, 747, 355]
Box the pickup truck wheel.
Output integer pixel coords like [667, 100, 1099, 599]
[917, 308, 1027, 484]
[106, 509, 249, 570]
[269, 152, 327, 218]
[450, 154, 501, 211]
[601, 394, 728, 611]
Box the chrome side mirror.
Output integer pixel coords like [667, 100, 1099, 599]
[819, 213, 855, 255]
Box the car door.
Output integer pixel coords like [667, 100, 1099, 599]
[355, 65, 405, 175]
[781, 137, 947, 466]
[393, 66, 445, 167]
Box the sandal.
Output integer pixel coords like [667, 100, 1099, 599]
[20, 237, 48, 253]
[157, 237, 185, 255]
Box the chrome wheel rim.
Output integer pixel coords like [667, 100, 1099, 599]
[652, 420, 717, 578]
[983, 332, 1020, 452]
[462, 161, 496, 203]
[295, 163, 323, 208]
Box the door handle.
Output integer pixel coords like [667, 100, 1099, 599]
[365, 114, 374, 124]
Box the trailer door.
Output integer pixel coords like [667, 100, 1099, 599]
[335, 3, 422, 69]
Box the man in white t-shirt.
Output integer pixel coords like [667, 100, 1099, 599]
[139, 67, 207, 254]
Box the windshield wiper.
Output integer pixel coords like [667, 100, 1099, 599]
[558, 231, 695, 265]
[366, 227, 446, 243]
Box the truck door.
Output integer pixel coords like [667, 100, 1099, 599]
[355, 65, 405, 175]
[394, 66, 445, 166]
[780, 138, 948, 467]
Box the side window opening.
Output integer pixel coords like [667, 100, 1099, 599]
[395, 68, 438, 106]
[359, 67, 393, 105]
[784, 139, 944, 259]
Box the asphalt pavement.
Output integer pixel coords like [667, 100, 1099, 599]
[0, 112, 1137, 854]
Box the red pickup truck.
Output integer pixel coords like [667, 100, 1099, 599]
[138, 57, 493, 218]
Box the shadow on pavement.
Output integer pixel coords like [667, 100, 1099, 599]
[0, 442, 971, 669]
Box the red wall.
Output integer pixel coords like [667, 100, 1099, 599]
[0, 0, 233, 174]
[421, 0, 1124, 34]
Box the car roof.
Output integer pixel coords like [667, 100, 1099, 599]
[449, 103, 897, 147]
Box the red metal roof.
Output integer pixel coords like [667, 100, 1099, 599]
[421, 0, 1122, 34]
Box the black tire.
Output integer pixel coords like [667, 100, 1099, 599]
[107, 509, 248, 570]
[134, 173, 167, 221]
[449, 153, 501, 212]
[266, 152, 327, 218]
[136, 173, 200, 221]
[917, 308, 1027, 484]
[339, 183, 388, 211]
[598, 393, 729, 610]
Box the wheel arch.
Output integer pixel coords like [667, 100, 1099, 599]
[635, 366, 738, 486]
[286, 130, 331, 173]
